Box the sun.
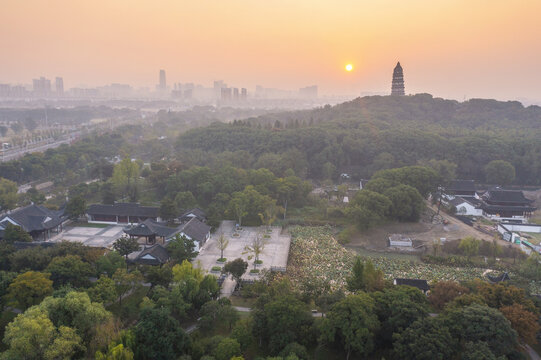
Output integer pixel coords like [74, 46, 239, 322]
[345, 64, 353, 72]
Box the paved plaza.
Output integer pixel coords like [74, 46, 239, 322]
[195, 220, 291, 295]
[52, 225, 126, 248]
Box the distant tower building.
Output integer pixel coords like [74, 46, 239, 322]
[391, 62, 405, 96]
[55, 77, 64, 96]
[33, 77, 51, 97]
[241, 88, 247, 100]
[159, 69, 166, 90]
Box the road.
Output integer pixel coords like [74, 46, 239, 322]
[524, 344, 541, 360]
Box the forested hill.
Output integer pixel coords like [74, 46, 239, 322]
[176, 94, 541, 185]
[247, 94, 541, 130]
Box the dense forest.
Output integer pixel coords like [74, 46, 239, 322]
[176, 94, 541, 184]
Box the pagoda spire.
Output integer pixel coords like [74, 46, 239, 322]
[391, 61, 405, 96]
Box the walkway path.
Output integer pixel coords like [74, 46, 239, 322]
[524, 344, 541, 360]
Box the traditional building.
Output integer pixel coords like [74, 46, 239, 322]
[179, 208, 207, 223]
[478, 189, 536, 223]
[130, 244, 170, 266]
[87, 203, 160, 224]
[123, 216, 211, 251]
[445, 180, 477, 199]
[124, 219, 181, 244]
[0, 204, 68, 240]
[449, 197, 483, 217]
[391, 62, 405, 96]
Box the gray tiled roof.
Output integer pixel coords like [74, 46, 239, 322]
[179, 217, 211, 243]
[87, 203, 159, 218]
[0, 204, 67, 233]
[133, 244, 170, 265]
[124, 219, 180, 238]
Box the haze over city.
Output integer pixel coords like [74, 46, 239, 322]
[2, 0, 541, 101]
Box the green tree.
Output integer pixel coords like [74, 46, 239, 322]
[112, 158, 140, 202]
[484, 160, 515, 185]
[168, 233, 198, 263]
[254, 295, 314, 354]
[159, 197, 178, 222]
[392, 317, 457, 360]
[458, 237, 480, 261]
[2, 223, 32, 243]
[96, 251, 126, 277]
[231, 318, 253, 351]
[244, 233, 266, 270]
[112, 268, 143, 308]
[66, 196, 87, 220]
[347, 258, 385, 292]
[259, 203, 280, 231]
[320, 293, 380, 360]
[384, 184, 424, 222]
[39, 291, 112, 339]
[134, 307, 191, 360]
[96, 343, 134, 360]
[444, 303, 518, 357]
[213, 338, 241, 360]
[216, 232, 229, 261]
[229, 191, 249, 227]
[174, 191, 197, 211]
[223, 258, 248, 291]
[5, 271, 53, 310]
[88, 276, 117, 304]
[26, 187, 46, 205]
[199, 298, 239, 331]
[101, 182, 117, 204]
[345, 190, 392, 229]
[145, 264, 173, 288]
[46, 254, 93, 287]
[44, 325, 85, 360]
[371, 286, 428, 346]
[0, 177, 18, 211]
[425, 159, 457, 185]
[112, 236, 140, 262]
[2, 306, 57, 359]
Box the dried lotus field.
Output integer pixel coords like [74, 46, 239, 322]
[286, 226, 540, 293]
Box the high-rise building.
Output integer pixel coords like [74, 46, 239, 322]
[299, 85, 318, 99]
[159, 69, 166, 90]
[55, 77, 64, 96]
[33, 77, 51, 96]
[241, 88, 247, 100]
[391, 62, 405, 96]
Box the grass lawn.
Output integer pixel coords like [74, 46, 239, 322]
[68, 221, 109, 228]
[107, 286, 149, 323]
[229, 295, 257, 308]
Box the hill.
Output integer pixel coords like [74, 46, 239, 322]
[177, 94, 541, 185]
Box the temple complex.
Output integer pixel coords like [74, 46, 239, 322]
[391, 62, 405, 96]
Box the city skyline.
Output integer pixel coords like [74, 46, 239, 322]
[1, 1, 541, 102]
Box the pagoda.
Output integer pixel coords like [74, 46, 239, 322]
[391, 62, 405, 96]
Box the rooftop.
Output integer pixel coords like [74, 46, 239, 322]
[0, 204, 67, 233]
[87, 202, 159, 218]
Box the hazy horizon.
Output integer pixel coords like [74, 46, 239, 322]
[1, 0, 541, 101]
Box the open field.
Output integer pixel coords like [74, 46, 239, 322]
[286, 226, 535, 293]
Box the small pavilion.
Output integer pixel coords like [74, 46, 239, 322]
[124, 219, 180, 245]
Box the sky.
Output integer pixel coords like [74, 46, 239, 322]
[1, 0, 540, 100]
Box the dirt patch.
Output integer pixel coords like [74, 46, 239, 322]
[348, 202, 513, 252]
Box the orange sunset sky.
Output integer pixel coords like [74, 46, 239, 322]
[1, 0, 540, 100]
